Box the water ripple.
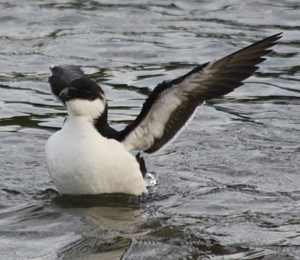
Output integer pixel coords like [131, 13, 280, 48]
[0, 0, 300, 259]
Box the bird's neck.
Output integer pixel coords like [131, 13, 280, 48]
[93, 107, 119, 139]
[63, 104, 119, 139]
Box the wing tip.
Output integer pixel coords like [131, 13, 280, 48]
[265, 32, 283, 49]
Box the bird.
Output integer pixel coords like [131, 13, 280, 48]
[45, 33, 282, 196]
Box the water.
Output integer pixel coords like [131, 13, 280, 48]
[0, 0, 300, 259]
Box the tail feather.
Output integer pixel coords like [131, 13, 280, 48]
[136, 152, 147, 178]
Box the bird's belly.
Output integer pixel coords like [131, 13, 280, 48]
[45, 130, 147, 195]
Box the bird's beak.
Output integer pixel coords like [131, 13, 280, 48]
[58, 88, 69, 102]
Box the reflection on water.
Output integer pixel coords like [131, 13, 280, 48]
[54, 195, 147, 237]
[54, 196, 147, 259]
[0, 0, 300, 259]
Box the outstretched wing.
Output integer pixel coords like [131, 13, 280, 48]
[118, 33, 282, 153]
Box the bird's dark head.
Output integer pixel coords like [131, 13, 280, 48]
[49, 65, 106, 118]
[48, 65, 85, 99]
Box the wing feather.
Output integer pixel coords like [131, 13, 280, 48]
[118, 33, 282, 153]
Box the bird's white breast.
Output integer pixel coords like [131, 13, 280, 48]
[45, 116, 147, 195]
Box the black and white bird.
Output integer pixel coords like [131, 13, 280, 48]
[45, 33, 281, 196]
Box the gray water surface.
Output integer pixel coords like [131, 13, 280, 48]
[1, 0, 300, 259]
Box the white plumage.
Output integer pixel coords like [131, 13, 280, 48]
[45, 100, 147, 195]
